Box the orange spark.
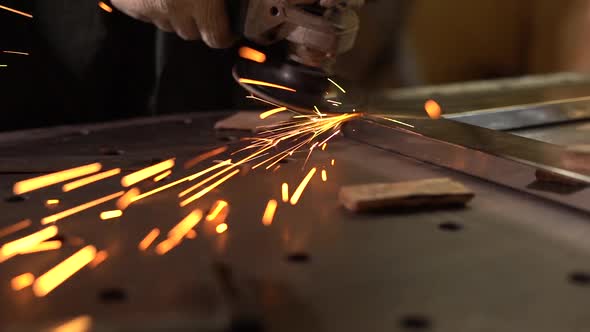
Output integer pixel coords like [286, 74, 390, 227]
[321, 143, 327, 151]
[425, 99, 442, 119]
[206, 201, 229, 221]
[19, 241, 62, 254]
[89, 250, 108, 268]
[290, 168, 317, 205]
[13, 163, 102, 195]
[153, 170, 171, 182]
[216, 223, 228, 234]
[327, 78, 346, 93]
[331, 159, 335, 166]
[168, 210, 203, 240]
[11, 273, 34, 291]
[41, 191, 125, 224]
[138, 228, 160, 251]
[51, 316, 92, 332]
[0, 226, 58, 258]
[121, 159, 175, 187]
[0, 219, 31, 239]
[321, 169, 327, 182]
[62, 168, 121, 192]
[45, 199, 60, 207]
[130, 178, 188, 204]
[116, 187, 140, 210]
[184, 146, 228, 169]
[186, 229, 197, 239]
[3, 50, 29, 55]
[0, 5, 32, 18]
[99, 210, 123, 220]
[155, 238, 180, 255]
[239, 47, 267, 63]
[260, 107, 287, 119]
[32, 245, 96, 297]
[187, 159, 232, 181]
[180, 169, 240, 207]
[179, 165, 235, 198]
[98, 1, 113, 12]
[281, 183, 289, 202]
[238, 78, 296, 92]
[262, 200, 278, 226]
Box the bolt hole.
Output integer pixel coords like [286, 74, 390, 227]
[4, 195, 27, 203]
[286, 252, 310, 263]
[99, 288, 127, 303]
[569, 271, 590, 286]
[438, 222, 463, 232]
[270, 6, 280, 16]
[400, 315, 431, 330]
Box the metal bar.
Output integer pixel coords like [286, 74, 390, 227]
[344, 116, 590, 213]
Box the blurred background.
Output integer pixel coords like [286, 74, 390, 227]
[1, 0, 589, 131]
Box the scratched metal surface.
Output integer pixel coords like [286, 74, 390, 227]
[1, 110, 590, 332]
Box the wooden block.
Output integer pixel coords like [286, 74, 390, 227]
[214, 111, 292, 133]
[338, 178, 474, 213]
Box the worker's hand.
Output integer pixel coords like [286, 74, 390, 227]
[110, 0, 234, 47]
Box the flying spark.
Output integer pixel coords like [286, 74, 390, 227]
[290, 168, 317, 205]
[19, 241, 62, 254]
[62, 168, 121, 192]
[180, 169, 240, 207]
[425, 99, 442, 119]
[184, 146, 228, 169]
[45, 199, 60, 207]
[11, 273, 34, 291]
[168, 210, 202, 240]
[238, 78, 296, 92]
[121, 159, 174, 187]
[262, 199, 278, 226]
[281, 183, 289, 202]
[239, 47, 267, 63]
[153, 170, 172, 182]
[327, 78, 346, 94]
[3, 50, 29, 56]
[51, 315, 92, 332]
[260, 107, 288, 119]
[99, 210, 123, 220]
[89, 250, 108, 268]
[0, 5, 32, 18]
[0, 219, 31, 239]
[98, 1, 113, 12]
[321, 169, 327, 182]
[138, 228, 160, 251]
[116, 187, 140, 210]
[331, 159, 335, 166]
[13, 163, 102, 195]
[206, 200, 229, 221]
[33, 245, 97, 297]
[216, 223, 228, 234]
[0, 226, 58, 258]
[42, 191, 125, 224]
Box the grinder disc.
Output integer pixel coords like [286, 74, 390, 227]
[233, 58, 366, 114]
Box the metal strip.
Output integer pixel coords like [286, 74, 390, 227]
[344, 116, 590, 214]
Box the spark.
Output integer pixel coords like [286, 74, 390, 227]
[138, 228, 160, 251]
[32, 245, 96, 297]
[0, 219, 31, 239]
[327, 78, 346, 93]
[13, 163, 102, 195]
[116, 187, 140, 210]
[206, 200, 229, 221]
[99, 210, 123, 220]
[98, 1, 113, 12]
[51, 315, 92, 332]
[321, 143, 327, 151]
[168, 210, 202, 240]
[62, 168, 121, 192]
[238, 47, 267, 63]
[281, 183, 289, 202]
[130, 178, 188, 204]
[319, 129, 341, 146]
[290, 168, 317, 205]
[41, 191, 125, 224]
[0, 5, 32, 18]
[45, 199, 60, 207]
[179, 165, 235, 198]
[425, 99, 442, 119]
[180, 169, 240, 207]
[155, 238, 180, 255]
[376, 116, 415, 128]
[11, 273, 34, 291]
[262, 200, 278, 226]
[19, 241, 62, 254]
[153, 170, 172, 182]
[186, 229, 197, 239]
[121, 159, 174, 187]
[0, 65, 7, 67]
[238, 78, 296, 92]
[3, 51, 29, 55]
[89, 250, 108, 268]
[0, 226, 58, 258]
[331, 159, 335, 166]
[184, 146, 228, 169]
[321, 169, 327, 182]
[216, 223, 228, 234]
[260, 107, 287, 119]
[326, 99, 342, 105]
[187, 159, 232, 180]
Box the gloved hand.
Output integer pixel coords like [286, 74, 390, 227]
[110, 0, 234, 47]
